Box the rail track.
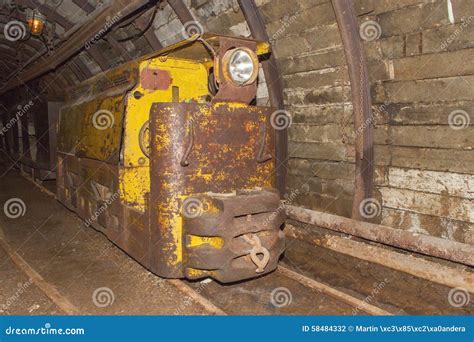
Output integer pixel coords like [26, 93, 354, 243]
[2, 171, 393, 316]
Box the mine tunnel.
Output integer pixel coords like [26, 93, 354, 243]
[0, 0, 473, 318]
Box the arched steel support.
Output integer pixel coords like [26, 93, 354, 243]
[331, 0, 374, 221]
[167, 0, 195, 24]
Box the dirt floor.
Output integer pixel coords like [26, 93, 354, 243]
[0, 157, 472, 315]
[0, 160, 208, 315]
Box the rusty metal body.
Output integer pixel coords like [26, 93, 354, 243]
[56, 34, 285, 283]
[149, 102, 284, 281]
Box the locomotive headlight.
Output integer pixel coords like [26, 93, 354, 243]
[224, 48, 258, 85]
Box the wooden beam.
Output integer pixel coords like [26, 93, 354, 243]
[72, 0, 131, 66]
[287, 205, 474, 267]
[285, 223, 474, 293]
[105, 35, 132, 61]
[72, 0, 95, 14]
[73, 57, 92, 79]
[87, 45, 110, 70]
[168, 0, 195, 24]
[26, 0, 74, 30]
[68, 61, 86, 81]
[29, 0, 108, 72]
[135, 7, 162, 50]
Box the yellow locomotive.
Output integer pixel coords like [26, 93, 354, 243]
[56, 33, 285, 283]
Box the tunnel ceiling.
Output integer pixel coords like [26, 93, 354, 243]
[0, 0, 184, 94]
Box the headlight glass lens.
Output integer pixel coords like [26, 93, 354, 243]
[228, 49, 255, 84]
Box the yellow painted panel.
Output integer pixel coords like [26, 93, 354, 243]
[123, 57, 210, 167]
[187, 235, 224, 249]
[119, 167, 150, 210]
[120, 57, 210, 211]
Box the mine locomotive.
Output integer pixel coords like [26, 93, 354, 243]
[56, 33, 285, 283]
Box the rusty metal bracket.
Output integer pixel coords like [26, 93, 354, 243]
[138, 120, 150, 158]
[243, 233, 270, 273]
[256, 122, 272, 163]
[180, 120, 194, 167]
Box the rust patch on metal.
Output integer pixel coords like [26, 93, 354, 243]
[140, 68, 172, 91]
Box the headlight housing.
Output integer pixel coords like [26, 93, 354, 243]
[223, 48, 258, 86]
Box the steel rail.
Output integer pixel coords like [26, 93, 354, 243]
[277, 266, 393, 315]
